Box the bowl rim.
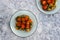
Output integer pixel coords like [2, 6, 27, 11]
[10, 10, 38, 37]
[35, 0, 60, 14]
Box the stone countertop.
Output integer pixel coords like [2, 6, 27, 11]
[0, 0, 60, 40]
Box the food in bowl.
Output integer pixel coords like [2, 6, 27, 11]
[40, 0, 56, 11]
[15, 15, 33, 32]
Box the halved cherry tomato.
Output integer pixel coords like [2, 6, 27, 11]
[25, 15, 29, 21]
[21, 24, 25, 29]
[22, 21, 26, 24]
[16, 17, 21, 22]
[26, 21, 30, 24]
[22, 17, 25, 21]
[16, 22, 21, 27]
[51, 0, 55, 4]
[42, 5, 47, 10]
[42, 0, 47, 5]
[29, 19, 32, 23]
[47, 0, 52, 4]
[26, 24, 30, 29]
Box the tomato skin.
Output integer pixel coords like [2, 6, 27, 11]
[29, 19, 32, 23]
[41, 0, 47, 5]
[42, 5, 47, 10]
[26, 21, 30, 24]
[16, 22, 21, 27]
[26, 24, 30, 29]
[47, 0, 51, 4]
[25, 16, 29, 21]
[16, 17, 21, 22]
[51, 0, 55, 4]
[26, 21, 30, 29]
[22, 18, 25, 21]
[47, 0, 55, 4]
[21, 24, 25, 29]
[42, 1, 47, 5]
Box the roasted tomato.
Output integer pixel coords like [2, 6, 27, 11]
[15, 15, 33, 32]
[47, 0, 55, 4]
[41, 0, 47, 5]
[42, 5, 47, 10]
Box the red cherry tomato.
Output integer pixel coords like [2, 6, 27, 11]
[42, 1, 47, 5]
[42, 5, 47, 10]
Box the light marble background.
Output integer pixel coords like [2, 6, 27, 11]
[0, 0, 60, 40]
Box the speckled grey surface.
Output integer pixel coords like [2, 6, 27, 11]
[0, 0, 60, 40]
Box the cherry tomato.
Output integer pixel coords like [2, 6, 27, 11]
[51, 0, 55, 4]
[22, 17, 25, 21]
[16, 22, 21, 27]
[42, 0, 47, 5]
[26, 24, 30, 29]
[47, 0, 52, 4]
[26, 21, 30, 24]
[25, 15, 29, 21]
[42, 5, 47, 10]
[16, 17, 21, 22]
[21, 24, 25, 29]
[29, 19, 32, 23]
